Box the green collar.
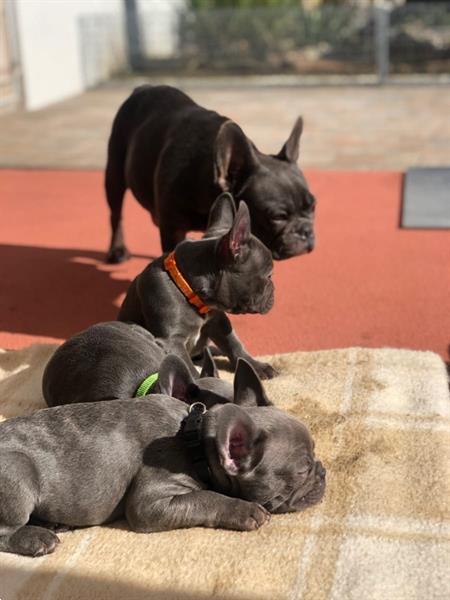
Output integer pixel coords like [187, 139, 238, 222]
[135, 372, 159, 397]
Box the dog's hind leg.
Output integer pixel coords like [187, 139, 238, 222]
[105, 133, 129, 264]
[0, 452, 60, 556]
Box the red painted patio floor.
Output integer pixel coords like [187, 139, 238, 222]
[1, 169, 449, 360]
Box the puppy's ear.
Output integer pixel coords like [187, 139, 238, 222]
[214, 121, 257, 193]
[200, 346, 219, 379]
[216, 201, 251, 263]
[233, 359, 273, 407]
[158, 354, 199, 403]
[277, 116, 303, 164]
[205, 192, 236, 238]
[215, 404, 267, 476]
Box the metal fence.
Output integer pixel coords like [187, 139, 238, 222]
[176, 4, 377, 76]
[389, 2, 450, 75]
[132, 1, 450, 82]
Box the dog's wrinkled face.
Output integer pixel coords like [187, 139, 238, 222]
[204, 195, 274, 315]
[240, 411, 326, 513]
[214, 117, 316, 261]
[238, 166, 316, 261]
[204, 359, 326, 513]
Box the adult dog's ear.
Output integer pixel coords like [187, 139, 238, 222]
[200, 346, 219, 379]
[157, 354, 199, 403]
[215, 404, 267, 476]
[216, 201, 251, 263]
[214, 120, 257, 193]
[205, 192, 236, 237]
[233, 359, 273, 407]
[277, 116, 303, 163]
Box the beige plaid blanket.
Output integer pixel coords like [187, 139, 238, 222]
[0, 345, 449, 600]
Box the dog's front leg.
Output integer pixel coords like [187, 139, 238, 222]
[126, 487, 270, 533]
[201, 311, 277, 379]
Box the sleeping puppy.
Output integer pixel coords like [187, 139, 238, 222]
[105, 84, 316, 262]
[118, 193, 276, 379]
[0, 359, 325, 557]
[43, 321, 232, 409]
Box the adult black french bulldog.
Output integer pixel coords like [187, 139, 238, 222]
[105, 84, 316, 263]
[118, 193, 276, 379]
[0, 359, 325, 557]
[43, 321, 232, 409]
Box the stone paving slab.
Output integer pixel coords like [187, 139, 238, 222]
[0, 78, 449, 170]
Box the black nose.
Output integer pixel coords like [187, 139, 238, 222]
[297, 222, 315, 252]
[316, 461, 326, 478]
[305, 194, 316, 210]
[298, 222, 314, 242]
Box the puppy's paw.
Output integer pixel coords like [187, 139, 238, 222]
[9, 526, 60, 557]
[223, 499, 271, 532]
[106, 245, 130, 264]
[251, 360, 278, 380]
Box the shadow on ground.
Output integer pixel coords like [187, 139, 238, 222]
[0, 563, 253, 600]
[0, 244, 153, 340]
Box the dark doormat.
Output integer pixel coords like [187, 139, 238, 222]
[401, 167, 450, 229]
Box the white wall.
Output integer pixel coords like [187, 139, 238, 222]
[14, 0, 125, 110]
[138, 0, 184, 58]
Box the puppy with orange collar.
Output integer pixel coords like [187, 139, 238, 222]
[118, 193, 276, 379]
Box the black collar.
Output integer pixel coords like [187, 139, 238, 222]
[180, 402, 212, 484]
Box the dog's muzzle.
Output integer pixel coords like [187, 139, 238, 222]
[268, 460, 326, 513]
[271, 219, 315, 260]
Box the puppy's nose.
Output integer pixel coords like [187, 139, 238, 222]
[297, 222, 315, 251]
[298, 222, 314, 241]
[305, 193, 316, 210]
[315, 461, 326, 478]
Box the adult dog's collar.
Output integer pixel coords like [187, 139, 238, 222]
[164, 251, 210, 316]
[135, 372, 159, 397]
[180, 402, 211, 484]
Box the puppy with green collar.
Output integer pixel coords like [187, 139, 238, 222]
[43, 321, 231, 409]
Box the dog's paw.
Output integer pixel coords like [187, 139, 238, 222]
[250, 360, 278, 380]
[223, 499, 271, 532]
[9, 526, 60, 557]
[106, 245, 130, 264]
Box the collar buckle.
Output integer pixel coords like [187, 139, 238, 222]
[180, 403, 211, 484]
[189, 401, 207, 415]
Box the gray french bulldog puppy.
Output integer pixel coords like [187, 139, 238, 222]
[0, 359, 325, 557]
[43, 321, 232, 409]
[118, 193, 276, 379]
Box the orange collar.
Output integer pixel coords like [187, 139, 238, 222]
[164, 251, 211, 316]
